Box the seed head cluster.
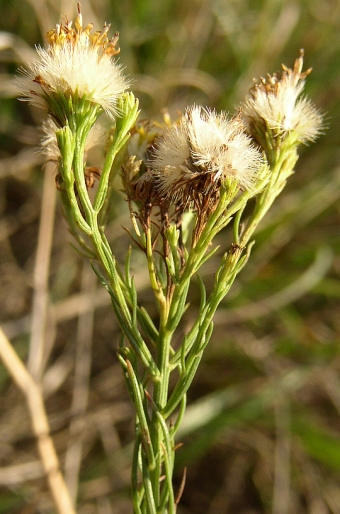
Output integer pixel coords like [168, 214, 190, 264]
[16, 8, 323, 243]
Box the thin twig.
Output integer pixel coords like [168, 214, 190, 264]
[175, 466, 187, 505]
[0, 326, 76, 514]
[28, 163, 57, 380]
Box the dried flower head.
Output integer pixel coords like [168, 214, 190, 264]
[242, 50, 323, 145]
[150, 105, 264, 206]
[122, 120, 164, 209]
[17, 3, 129, 122]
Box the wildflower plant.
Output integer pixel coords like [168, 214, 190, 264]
[15, 5, 323, 513]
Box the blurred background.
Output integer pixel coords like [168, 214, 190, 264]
[0, 0, 340, 512]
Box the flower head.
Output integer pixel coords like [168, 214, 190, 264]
[150, 105, 264, 205]
[17, 3, 129, 122]
[242, 50, 323, 145]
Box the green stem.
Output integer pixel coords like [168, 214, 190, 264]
[132, 433, 144, 514]
[149, 322, 173, 509]
[241, 148, 298, 246]
[146, 225, 167, 312]
[94, 92, 140, 214]
[72, 111, 101, 224]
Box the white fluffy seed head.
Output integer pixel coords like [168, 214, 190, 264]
[242, 50, 323, 144]
[17, 9, 129, 119]
[151, 105, 264, 199]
